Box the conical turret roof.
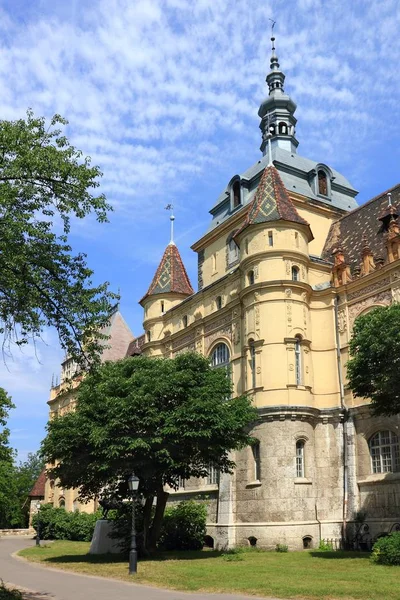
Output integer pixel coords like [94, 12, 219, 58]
[234, 165, 312, 242]
[141, 243, 194, 303]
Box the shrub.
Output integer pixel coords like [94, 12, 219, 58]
[275, 543, 288, 552]
[318, 539, 333, 551]
[0, 581, 23, 600]
[371, 532, 400, 565]
[32, 504, 102, 542]
[158, 500, 207, 551]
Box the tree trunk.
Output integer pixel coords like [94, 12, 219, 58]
[141, 496, 153, 557]
[148, 486, 169, 553]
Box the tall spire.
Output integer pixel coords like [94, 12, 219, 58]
[258, 29, 299, 156]
[165, 204, 175, 245]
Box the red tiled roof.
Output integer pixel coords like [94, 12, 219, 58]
[140, 243, 194, 303]
[234, 165, 311, 242]
[126, 334, 145, 357]
[29, 468, 46, 497]
[322, 183, 400, 269]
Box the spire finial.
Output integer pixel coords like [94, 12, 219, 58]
[388, 192, 392, 207]
[165, 204, 175, 245]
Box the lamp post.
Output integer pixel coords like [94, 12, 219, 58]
[127, 472, 140, 574]
[35, 501, 41, 547]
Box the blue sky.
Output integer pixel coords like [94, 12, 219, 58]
[2, 0, 400, 461]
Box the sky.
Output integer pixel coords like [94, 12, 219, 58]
[1, 0, 400, 462]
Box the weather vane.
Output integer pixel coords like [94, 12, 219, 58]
[165, 204, 175, 244]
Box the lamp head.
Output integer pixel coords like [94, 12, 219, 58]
[128, 472, 140, 493]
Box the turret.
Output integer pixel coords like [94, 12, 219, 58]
[140, 210, 194, 352]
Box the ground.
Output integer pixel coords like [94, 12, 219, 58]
[16, 539, 400, 600]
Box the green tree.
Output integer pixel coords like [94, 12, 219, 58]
[41, 353, 257, 553]
[0, 387, 18, 528]
[347, 304, 400, 415]
[12, 451, 45, 527]
[0, 110, 116, 365]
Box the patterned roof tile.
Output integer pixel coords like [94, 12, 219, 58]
[29, 468, 46, 497]
[234, 165, 311, 242]
[141, 243, 194, 302]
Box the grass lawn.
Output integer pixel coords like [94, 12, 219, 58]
[18, 542, 400, 600]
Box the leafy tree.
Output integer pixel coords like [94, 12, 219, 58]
[41, 353, 257, 553]
[0, 110, 116, 365]
[0, 387, 18, 527]
[347, 304, 400, 416]
[12, 451, 45, 527]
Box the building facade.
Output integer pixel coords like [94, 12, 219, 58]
[44, 37, 400, 550]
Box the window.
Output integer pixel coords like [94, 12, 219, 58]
[303, 536, 313, 549]
[291, 266, 299, 281]
[295, 336, 302, 386]
[295, 232, 299, 248]
[279, 122, 287, 134]
[146, 330, 151, 342]
[227, 237, 239, 265]
[182, 315, 188, 328]
[212, 252, 217, 272]
[232, 180, 241, 208]
[210, 343, 230, 369]
[268, 231, 273, 247]
[248, 270, 255, 285]
[252, 442, 261, 481]
[178, 476, 185, 489]
[318, 170, 328, 196]
[59, 499, 65, 508]
[207, 464, 219, 485]
[248, 536, 257, 547]
[73, 499, 79, 512]
[249, 340, 256, 388]
[161, 301, 164, 314]
[369, 431, 400, 474]
[216, 296, 222, 310]
[296, 440, 305, 478]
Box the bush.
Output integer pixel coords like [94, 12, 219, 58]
[0, 581, 23, 600]
[32, 504, 102, 542]
[275, 543, 288, 552]
[371, 532, 400, 565]
[158, 500, 207, 551]
[318, 539, 333, 551]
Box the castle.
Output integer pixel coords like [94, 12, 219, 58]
[42, 36, 400, 550]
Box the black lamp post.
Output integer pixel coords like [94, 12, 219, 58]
[127, 472, 140, 574]
[35, 501, 41, 547]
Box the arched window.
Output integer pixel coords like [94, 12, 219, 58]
[296, 440, 305, 477]
[292, 266, 299, 281]
[232, 180, 241, 208]
[146, 330, 151, 343]
[210, 343, 230, 369]
[248, 270, 255, 285]
[252, 441, 261, 481]
[182, 315, 188, 328]
[269, 123, 276, 136]
[318, 170, 328, 196]
[73, 499, 80, 512]
[295, 336, 302, 385]
[216, 296, 222, 310]
[369, 431, 400, 474]
[248, 536, 257, 547]
[249, 340, 256, 388]
[227, 236, 239, 265]
[59, 498, 65, 508]
[279, 122, 287, 134]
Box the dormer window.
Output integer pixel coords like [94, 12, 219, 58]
[230, 177, 242, 210]
[312, 164, 332, 199]
[318, 170, 328, 196]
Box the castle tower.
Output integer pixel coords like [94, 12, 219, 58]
[258, 36, 299, 156]
[140, 216, 194, 354]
